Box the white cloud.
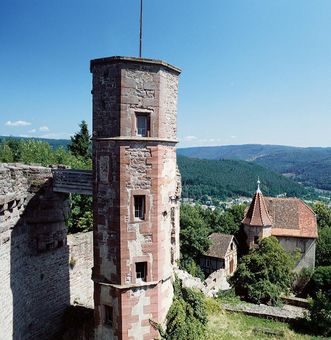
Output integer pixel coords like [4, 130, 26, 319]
[40, 132, 71, 139]
[182, 135, 198, 141]
[5, 120, 31, 127]
[29, 129, 37, 133]
[230, 135, 237, 139]
[39, 126, 49, 131]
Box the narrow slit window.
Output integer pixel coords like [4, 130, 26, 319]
[136, 262, 147, 282]
[134, 195, 145, 220]
[136, 113, 150, 137]
[254, 236, 259, 244]
[104, 305, 113, 327]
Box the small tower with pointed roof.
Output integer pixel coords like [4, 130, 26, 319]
[242, 179, 273, 248]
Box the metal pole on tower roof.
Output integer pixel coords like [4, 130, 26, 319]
[139, 0, 143, 57]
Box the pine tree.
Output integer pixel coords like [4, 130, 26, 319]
[68, 120, 91, 160]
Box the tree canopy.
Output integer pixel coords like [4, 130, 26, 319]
[68, 120, 91, 160]
[229, 236, 296, 305]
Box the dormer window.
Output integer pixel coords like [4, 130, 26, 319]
[136, 113, 150, 137]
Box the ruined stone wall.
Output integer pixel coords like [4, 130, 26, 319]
[0, 165, 96, 340]
[0, 164, 70, 340]
[68, 231, 94, 308]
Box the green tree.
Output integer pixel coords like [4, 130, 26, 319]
[312, 202, 331, 229]
[309, 290, 331, 337]
[316, 227, 331, 266]
[165, 278, 207, 340]
[180, 205, 211, 258]
[229, 237, 296, 305]
[68, 120, 91, 160]
[311, 266, 331, 294]
[0, 140, 14, 162]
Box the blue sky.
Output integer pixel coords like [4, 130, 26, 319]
[1, 0, 330, 147]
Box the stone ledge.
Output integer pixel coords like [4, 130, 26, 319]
[93, 276, 171, 290]
[90, 56, 181, 75]
[92, 136, 178, 144]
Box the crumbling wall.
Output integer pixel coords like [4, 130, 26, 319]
[68, 231, 94, 308]
[0, 164, 70, 340]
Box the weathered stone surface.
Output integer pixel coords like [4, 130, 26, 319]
[223, 302, 307, 321]
[91, 57, 181, 339]
[68, 231, 94, 308]
[0, 165, 95, 340]
[0, 164, 70, 340]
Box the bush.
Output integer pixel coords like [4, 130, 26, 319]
[311, 266, 331, 296]
[309, 290, 331, 337]
[228, 237, 296, 305]
[165, 278, 208, 340]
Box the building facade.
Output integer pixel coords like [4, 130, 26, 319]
[91, 57, 181, 339]
[199, 233, 238, 277]
[243, 182, 318, 270]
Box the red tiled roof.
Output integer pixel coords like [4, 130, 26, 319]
[265, 197, 318, 239]
[242, 191, 318, 239]
[242, 191, 273, 227]
[205, 233, 235, 259]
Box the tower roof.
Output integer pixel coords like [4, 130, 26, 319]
[242, 181, 273, 227]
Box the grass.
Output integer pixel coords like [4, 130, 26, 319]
[205, 299, 324, 340]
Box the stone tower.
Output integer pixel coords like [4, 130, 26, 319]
[90, 56, 181, 339]
[242, 180, 273, 249]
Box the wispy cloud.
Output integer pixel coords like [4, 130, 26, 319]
[182, 135, 198, 141]
[5, 120, 31, 126]
[40, 132, 71, 139]
[39, 126, 49, 131]
[29, 128, 37, 133]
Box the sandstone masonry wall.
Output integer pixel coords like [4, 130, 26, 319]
[68, 231, 94, 308]
[0, 164, 94, 340]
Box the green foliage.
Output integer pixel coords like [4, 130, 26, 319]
[309, 290, 331, 337]
[311, 202, 331, 267]
[0, 131, 93, 234]
[316, 227, 331, 267]
[180, 204, 211, 261]
[67, 194, 93, 233]
[217, 289, 242, 305]
[180, 204, 245, 278]
[229, 237, 296, 305]
[68, 120, 91, 160]
[178, 155, 311, 201]
[312, 202, 331, 229]
[311, 266, 331, 295]
[181, 259, 205, 280]
[165, 278, 208, 340]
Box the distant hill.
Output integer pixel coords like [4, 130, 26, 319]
[177, 155, 311, 200]
[178, 144, 331, 191]
[0, 136, 70, 149]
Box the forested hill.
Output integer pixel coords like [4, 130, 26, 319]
[177, 144, 331, 191]
[177, 155, 311, 199]
[0, 136, 70, 149]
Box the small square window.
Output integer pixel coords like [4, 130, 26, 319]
[136, 113, 150, 137]
[134, 195, 145, 220]
[104, 305, 113, 327]
[136, 262, 147, 282]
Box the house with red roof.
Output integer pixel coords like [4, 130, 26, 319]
[242, 180, 318, 270]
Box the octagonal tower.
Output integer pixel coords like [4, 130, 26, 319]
[90, 57, 181, 339]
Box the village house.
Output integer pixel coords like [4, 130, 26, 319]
[242, 180, 318, 270]
[199, 233, 238, 277]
